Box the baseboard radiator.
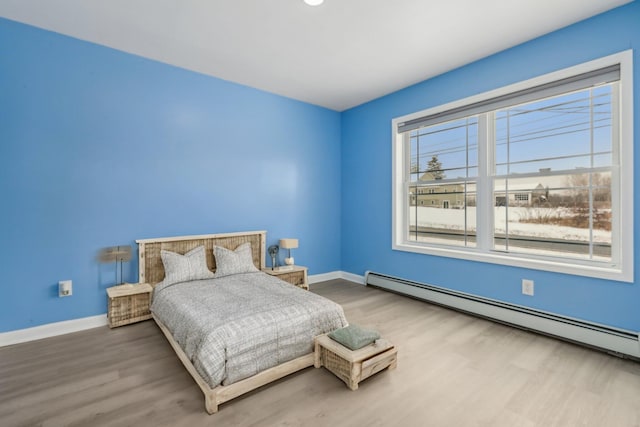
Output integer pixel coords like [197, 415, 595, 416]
[365, 271, 640, 359]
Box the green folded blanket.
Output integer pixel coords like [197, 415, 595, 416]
[328, 324, 381, 350]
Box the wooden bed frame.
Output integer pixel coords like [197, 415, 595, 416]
[136, 230, 316, 414]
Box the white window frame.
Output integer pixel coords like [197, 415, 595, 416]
[392, 51, 633, 282]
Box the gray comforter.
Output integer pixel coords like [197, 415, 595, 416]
[151, 272, 347, 388]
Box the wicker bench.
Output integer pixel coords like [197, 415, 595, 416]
[314, 333, 397, 390]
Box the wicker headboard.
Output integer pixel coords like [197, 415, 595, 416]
[136, 231, 266, 286]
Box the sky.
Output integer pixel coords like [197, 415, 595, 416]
[409, 83, 613, 190]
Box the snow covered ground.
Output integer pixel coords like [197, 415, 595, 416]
[409, 206, 611, 243]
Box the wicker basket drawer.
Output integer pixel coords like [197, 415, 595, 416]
[277, 271, 306, 288]
[107, 283, 153, 328]
[314, 334, 397, 390]
[262, 266, 309, 290]
[361, 348, 398, 379]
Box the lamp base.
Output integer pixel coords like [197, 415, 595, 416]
[284, 257, 294, 266]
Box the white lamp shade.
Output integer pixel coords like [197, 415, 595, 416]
[279, 238, 299, 249]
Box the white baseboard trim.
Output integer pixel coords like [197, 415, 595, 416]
[308, 270, 366, 285]
[340, 271, 366, 285]
[308, 271, 343, 284]
[0, 314, 108, 347]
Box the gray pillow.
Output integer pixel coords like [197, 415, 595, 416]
[328, 324, 381, 350]
[160, 246, 215, 285]
[213, 242, 259, 278]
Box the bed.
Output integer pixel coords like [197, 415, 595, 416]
[136, 230, 347, 414]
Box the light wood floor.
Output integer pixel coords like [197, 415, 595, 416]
[2, 280, 640, 426]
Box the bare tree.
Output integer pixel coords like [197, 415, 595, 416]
[566, 174, 589, 207]
[565, 173, 611, 207]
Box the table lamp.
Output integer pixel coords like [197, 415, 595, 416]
[279, 238, 298, 267]
[99, 245, 132, 285]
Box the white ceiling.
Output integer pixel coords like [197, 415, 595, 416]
[0, 0, 631, 111]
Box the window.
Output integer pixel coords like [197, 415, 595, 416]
[392, 51, 633, 282]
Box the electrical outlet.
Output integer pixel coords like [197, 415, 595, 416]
[522, 279, 534, 296]
[59, 280, 72, 297]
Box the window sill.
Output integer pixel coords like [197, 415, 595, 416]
[392, 241, 632, 283]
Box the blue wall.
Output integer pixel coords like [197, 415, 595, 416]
[0, 18, 341, 332]
[2, 3, 639, 334]
[341, 2, 640, 331]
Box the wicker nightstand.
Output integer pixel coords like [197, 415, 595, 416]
[106, 283, 153, 328]
[262, 265, 309, 290]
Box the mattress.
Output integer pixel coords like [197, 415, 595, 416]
[151, 271, 347, 388]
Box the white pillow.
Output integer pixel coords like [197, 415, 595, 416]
[160, 246, 215, 285]
[213, 242, 259, 278]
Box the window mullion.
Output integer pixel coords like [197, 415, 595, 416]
[476, 112, 493, 251]
[610, 81, 621, 266]
[404, 132, 414, 242]
[588, 89, 595, 259]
